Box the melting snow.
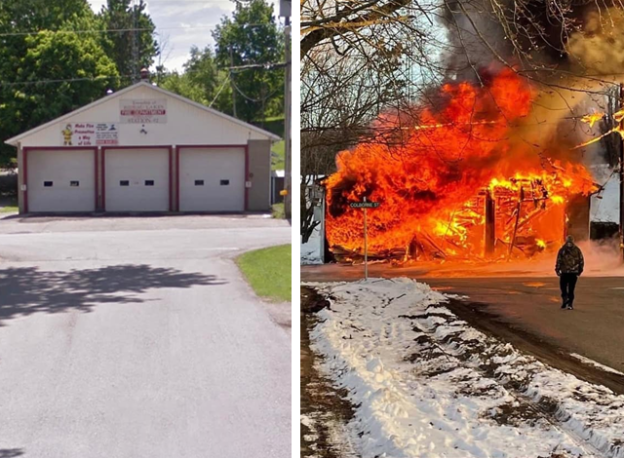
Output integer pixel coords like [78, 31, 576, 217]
[302, 227, 322, 265]
[307, 278, 624, 458]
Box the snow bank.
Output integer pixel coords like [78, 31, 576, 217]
[308, 278, 624, 458]
[302, 227, 322, 265]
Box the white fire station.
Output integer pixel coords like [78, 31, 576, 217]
[5, 81, 279, 214]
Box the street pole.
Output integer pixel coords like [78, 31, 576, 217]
[619, 83, 624, 263]
[283, 18, 292, 220]
[364, 197, 368, 281]
[230, 47, 237, 118]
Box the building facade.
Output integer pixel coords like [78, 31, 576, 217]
[5, 82, 279, 214]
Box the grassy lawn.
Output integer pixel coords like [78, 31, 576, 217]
[271, 140, 285, 171]
[272, 202, 285, 219]
[0, 197, 18, 213]
[237, 244, 291, 303]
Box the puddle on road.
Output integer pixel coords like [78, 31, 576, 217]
[523, 282, 547, 288]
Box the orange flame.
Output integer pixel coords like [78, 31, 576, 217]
[325, 69, 598, 261]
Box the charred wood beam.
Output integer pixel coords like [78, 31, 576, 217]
[484, 191, 495, 256]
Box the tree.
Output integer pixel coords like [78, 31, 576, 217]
[159, 46, 231, 111]
[212, 0, 284, 122]
[0, 0, 119, 167]
[1, 31, 119, 136]
[98, 0, 159, 86]
[299, 0, 624, 243]
[0, 0, 94, 32]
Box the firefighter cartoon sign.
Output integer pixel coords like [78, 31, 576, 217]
[62, 124, 73, 146]
[61, 123, 119, 146]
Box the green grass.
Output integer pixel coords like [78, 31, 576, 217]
[271, 140, 285, 171]
[0, 197, 17, 213]
[237, 244, 291, 303]
[272, 203, 285, 219]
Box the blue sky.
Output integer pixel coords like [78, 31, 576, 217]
[87, 0, 281, 72]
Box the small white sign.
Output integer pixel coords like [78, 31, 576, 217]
[120, 99, 167, 124]
[95, 123, 119, 146]
[245, 181, 252, 188]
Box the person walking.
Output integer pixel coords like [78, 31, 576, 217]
[555, 235, 584, 310]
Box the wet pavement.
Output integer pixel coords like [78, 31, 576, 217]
[303, 264, 624, 379]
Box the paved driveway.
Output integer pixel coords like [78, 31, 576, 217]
[0, 216, 291, 458]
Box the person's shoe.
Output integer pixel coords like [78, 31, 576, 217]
[561, 301, 568, 309]
[567, 304, 574, 310]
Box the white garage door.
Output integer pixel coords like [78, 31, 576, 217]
[179, 147, 245, 212]
[28, 149, 95, 212]
[105, 148, 169, 212]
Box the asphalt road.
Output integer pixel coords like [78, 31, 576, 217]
[302, 264, 624, 378]
[0, 216, 291, 458]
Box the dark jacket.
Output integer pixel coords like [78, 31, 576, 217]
[556, 244, 584, 274]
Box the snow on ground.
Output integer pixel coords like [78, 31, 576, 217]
[571, 354, 624, 378]
[307, 278, 624, 458]
[302, 227, 322, 265]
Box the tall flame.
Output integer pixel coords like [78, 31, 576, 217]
[325, 69, 597, 261]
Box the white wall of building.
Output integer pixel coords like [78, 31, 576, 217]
[12, 84, 274, 148]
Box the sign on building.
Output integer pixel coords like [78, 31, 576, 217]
[61, 123, 119, 146]
[120, 99, 167, 124]
[95, 123, 119, 145]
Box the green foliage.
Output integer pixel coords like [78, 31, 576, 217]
[0, 31, 119, 165]
[159, 46, 231, 110]
[236, 244, 291, 302]
[271, 140, 285, 170]
[97, 0, 158, 86]
[0, 197, 18, 213]
[22, 31, 119, 122]
[271, 203, 285, 219]
[0, 0, 94, 32]
[212, 0, 284, 122]
[0, 0, 157, 167]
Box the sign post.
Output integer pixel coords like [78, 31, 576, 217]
[350, 198, 380, 281]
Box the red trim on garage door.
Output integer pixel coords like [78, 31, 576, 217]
[23, 148, 28, 214]
[101, 145, 173, 212]
[176, 147, 180, 212]
[102, 148, 106, 211]
[244, 144, 249, 211]
[23, 146, 98, 214]
[95, 149, 99, 210]
[176, 145, 248, 213]
[168, 147, 173, 212]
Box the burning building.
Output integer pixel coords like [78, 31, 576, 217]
[324, 69, 602, 263]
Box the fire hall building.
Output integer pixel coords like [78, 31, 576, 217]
[6, 82, 279, 214]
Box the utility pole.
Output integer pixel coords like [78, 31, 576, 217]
[132, 0, 139, 83]
[619, 84, 624, 262]
[364, 197, 368, 280]
[230, 47, 237, 118]
[283, 16, 292, 220]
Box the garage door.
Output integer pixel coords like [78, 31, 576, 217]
[105, 148, 170, 212]
[179, 147, 245, 212]
[27, 149, 95, 212]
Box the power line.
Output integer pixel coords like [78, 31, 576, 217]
[0, 75, 122, 88]
[0, 23, 276, 37]
[0, 59, 284, 87]
[0, 25, 202, 37]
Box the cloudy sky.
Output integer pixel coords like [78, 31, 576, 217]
[87, 0, 281, 72]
